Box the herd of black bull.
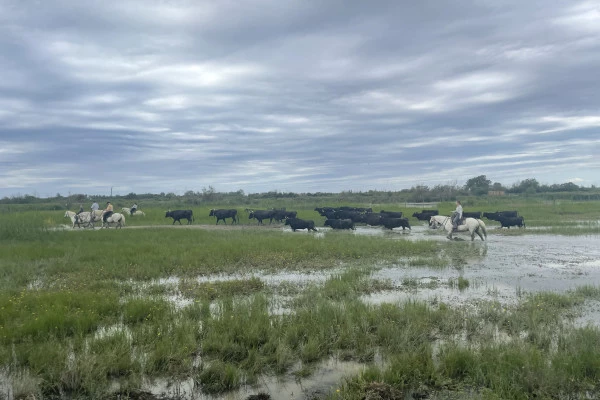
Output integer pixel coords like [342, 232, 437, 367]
[163, 207, 525, 230]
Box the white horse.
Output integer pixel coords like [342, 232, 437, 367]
[64, 211, 80, 228]
[121, 207, 145, 216]
[75, 212, 102, 228]
[64, 211, 103, 229]
[429, 215, 487, 241]
[102, 212, 126, 229]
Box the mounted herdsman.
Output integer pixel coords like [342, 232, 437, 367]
[452, 200, 463, 231]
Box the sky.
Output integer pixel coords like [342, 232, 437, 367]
[1, 0, 600, 198]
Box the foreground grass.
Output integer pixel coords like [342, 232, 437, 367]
[1, 209, 600, 399]
[4, 268, 600, 399]
[331, 289, 600, 400]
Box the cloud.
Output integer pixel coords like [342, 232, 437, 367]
[0, 0, 599, 197]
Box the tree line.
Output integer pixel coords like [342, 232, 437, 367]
[1, 176, 599, 207]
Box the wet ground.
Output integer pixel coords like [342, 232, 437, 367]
[142, 358, 367, 400]
[55, 222, 600, 399]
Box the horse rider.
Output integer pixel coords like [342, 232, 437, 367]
[452, 200, 463, 231]
[91, 201, 99, 212]
[76, 204, 84, 215]
[130, 203, 138, 216]
[102, 201, 114, 223]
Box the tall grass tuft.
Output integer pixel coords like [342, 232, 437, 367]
[0, 212, 52, 241]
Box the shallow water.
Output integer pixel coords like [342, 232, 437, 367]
[366, 234, 600, 310]
[124, 228, 600, 399]
[143, 358, 366, 400]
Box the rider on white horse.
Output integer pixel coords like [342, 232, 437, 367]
[452, 200, 463, 231]
[102, 202, 114, 223]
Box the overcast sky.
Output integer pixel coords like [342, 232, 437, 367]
[1, 0, 599, 197]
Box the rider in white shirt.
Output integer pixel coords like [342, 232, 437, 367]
[452, 200, 463, 230]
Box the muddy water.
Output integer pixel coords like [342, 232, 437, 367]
[366, 233, 600, 309]
[138, 228, 600, 399]
[143, 358, 366, 400]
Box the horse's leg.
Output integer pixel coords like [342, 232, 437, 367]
[477, 225, 485, 240]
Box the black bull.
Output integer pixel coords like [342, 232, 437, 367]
[285, 218, 317, 232]
[381, 217, 411, 230]
[324, 218, 355, 230]
[165, 210, 193, 225]
[209, 209, 238, 224]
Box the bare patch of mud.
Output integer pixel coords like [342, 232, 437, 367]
[141, 358, 366, 400]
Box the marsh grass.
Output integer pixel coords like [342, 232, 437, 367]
[2, 205, 600, 398]
[0, 212, 51, 241]
[0, 227, 444, 293]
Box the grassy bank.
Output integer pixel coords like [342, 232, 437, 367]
[25, 197, 600, 234]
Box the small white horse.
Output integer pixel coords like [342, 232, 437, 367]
[64, 211, 103, 229]
[121, 207, 145, 216]
[102, 212, 126, 229]
[64, 211, 80, 228]
[75, 211, 102, 229]
[429, 215, 487, 241]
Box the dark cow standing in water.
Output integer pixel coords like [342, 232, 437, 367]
[462, 211, 482, 219]
[497, 216, 526, 229]
[285, 218, 317, 232]
[380, 210, 403, 218]
[381, 217, 411, 230]
[412, 210, 439, 221]
[165, 209, 193, 225]
[360, 213, 383, 226]
[209, 209, 238, 224]
[483, 211, 518, 220]
[324, 219, 355, 230]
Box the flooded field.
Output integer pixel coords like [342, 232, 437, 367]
[4, 214, 600, 400]
[125, 226, 600, 400]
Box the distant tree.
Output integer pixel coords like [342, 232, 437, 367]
[491, 182, 505, 191]
[509, 178, 539, 194]
[202, 186, 216, 201]
[465, 175, 491, 196]
[411, 185, 429, 202]
[559, 182, 579, 192]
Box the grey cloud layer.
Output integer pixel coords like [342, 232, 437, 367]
[1, 0, 599, 196]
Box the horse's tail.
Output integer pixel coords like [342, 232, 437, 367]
[120, 214, 126, 227]
[478, 219, 487, 239]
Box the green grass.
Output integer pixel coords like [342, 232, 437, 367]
[1, 202, 600, 398]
